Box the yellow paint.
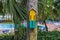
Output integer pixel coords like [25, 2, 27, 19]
[29, 9, 36, 20]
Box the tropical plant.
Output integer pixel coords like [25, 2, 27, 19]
[6, 0, 27, 40]
[53, 0, 60, 20]
[2, 0, 60, 39]
[38, 0, 60, 31]
[0, 0, 3, 15]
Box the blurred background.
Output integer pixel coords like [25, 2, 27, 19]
[0, 0, 60, 40]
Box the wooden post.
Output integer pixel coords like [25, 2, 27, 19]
[27, 0, 38, 40]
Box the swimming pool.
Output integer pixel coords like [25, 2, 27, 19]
[0, 23, 14, 29]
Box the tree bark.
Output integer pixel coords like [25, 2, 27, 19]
[27, 0, 38, 40]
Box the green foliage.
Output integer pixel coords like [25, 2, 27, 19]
[0, 0, 3, 14]
[6, 0, 27, 40]
[0, 31, 60, 40]
[0, 34, 14, 40]
[3, 0, 60, 40]
[38, 0, 60, 21]
[38, 31, 60, 40]
[54, 0, 60, 20]
[1, 0, 60, 21]
[14, 26, 26, 40]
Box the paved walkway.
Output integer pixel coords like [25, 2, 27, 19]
[46, 23, 60, 31]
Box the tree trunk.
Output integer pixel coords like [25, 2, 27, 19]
[43, 20, 48, 31]
[42, 0, 48, 32]
[27, 0, 38, 40]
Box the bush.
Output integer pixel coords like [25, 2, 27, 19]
[0, 30, 60, 40]
[0, 34, 14, 40]
[38, 31, 60, 40]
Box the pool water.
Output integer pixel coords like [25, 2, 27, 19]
[0, 23, 14, 29]
[0, 23, 27, 29]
